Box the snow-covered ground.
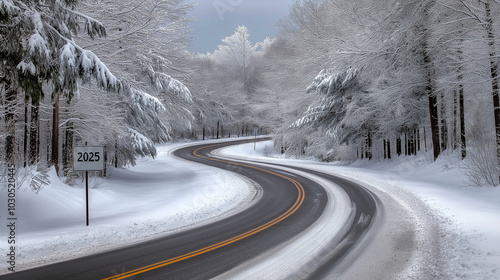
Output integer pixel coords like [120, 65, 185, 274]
[2, 138, 499, 279]
[0, 139, 259, 274]
[220, 140, 500, 279]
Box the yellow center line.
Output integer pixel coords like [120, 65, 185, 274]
[103, 141, 305, 280]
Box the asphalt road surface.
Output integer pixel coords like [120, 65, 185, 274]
[3, 138, 377, 279]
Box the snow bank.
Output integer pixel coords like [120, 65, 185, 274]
[3, 138, 497, 279]
[220, 140, 500, 279]
[0, 140, 258, 274]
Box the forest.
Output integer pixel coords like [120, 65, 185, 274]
[1, 0, 499, 187]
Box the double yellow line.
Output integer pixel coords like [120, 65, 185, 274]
[104, 142, 305, 280]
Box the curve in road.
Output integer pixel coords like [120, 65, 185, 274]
[3, 139, 377, 279]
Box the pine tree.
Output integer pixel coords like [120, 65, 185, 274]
[1, 0, 120, 169]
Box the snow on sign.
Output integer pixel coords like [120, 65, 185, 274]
[73, 146, 104, 171]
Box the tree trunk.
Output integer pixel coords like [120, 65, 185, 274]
[384, 139, 392, 160]
[396, 136, 402, 156]
[459, 83, 466, 159]
[453, 89, 458, 151]
[4, 78, 16, 163]
[411, 129, 416, 155]
[52, 93, 60, 176]
[416, 128, 421, 152]
[114, 141, 118, 168]
[428, 89, 441, 160]
[217, 121, 220, 139]
[384, 139, 387, 159]
[457, 28, 467, 159]
[63, 119, 73, 176]
[440, 91, 448, 152]
[484, 1, 500, 167]
[365, 131, 372, 160]
[409, 130, 414, 155]
[423, 127, 428, 152]
[421, 5, 440, 161]
[404, 131, 408, 156]
[29, 98, 40, 165]
[23, 102, 28, 167]
[458, 62, 467, 159]
[407, 129, 413, 156]
[387, 139, 392, 159]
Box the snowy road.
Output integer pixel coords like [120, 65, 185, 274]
[2, 138, 382, 279]
[3, 138, 494, 279]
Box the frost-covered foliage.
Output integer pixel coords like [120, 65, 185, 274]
[76, 0, 195, 145]
[61, 86, 160, 168]
[0, 0, 191, 173]
[0, 0, 121, 98]
[141, 62, 192, 103]
[187, 26, 278, 139]
[124, 86, 172, 144]
[128, 87, 165, 112]
[266, 0, 500, 180]
[462, 111, 500, 187]
[278, 68, 377, 161]
[211, 25, 263, 94]
[128, 128, 157, 159]
[1, 0, 123, 173]
[293, 68, 365, 143]
[213, 25, 259, 69]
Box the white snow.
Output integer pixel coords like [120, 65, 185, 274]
[79, 49, 120, 90]
[60, 42, 76, 68]
[28, 32, 49, 58]
[168, 77, 192, 102]
[0, 0, 20, 14]
[2, 138, 499, 279]
[17, 61, 36, 75]
[218, 140, 500, 279]
[128, 127, 156, 156]
[130, 87, 166, 112]
[0, 140, 259, 274]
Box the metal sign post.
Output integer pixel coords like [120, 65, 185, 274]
[73, 145, 104, 226]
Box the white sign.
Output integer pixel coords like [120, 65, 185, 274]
[73, 146, 104, 171]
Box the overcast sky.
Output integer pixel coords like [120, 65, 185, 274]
[186, 0, 295, 53]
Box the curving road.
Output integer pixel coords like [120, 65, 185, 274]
[3, 138, 377, 279]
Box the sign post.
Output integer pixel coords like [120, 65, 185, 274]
[73, 146, 104, 226]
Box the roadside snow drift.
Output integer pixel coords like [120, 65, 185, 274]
[0, 140, 258, 274]
[219, 140, 500, 279]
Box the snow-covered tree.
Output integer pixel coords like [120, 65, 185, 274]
[292, 68, 379, 158]
[75, 0, 195, 150]
[213, 25, 260, 93]
[187, 28, 277, 139]
[1, 0, 120, 170]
